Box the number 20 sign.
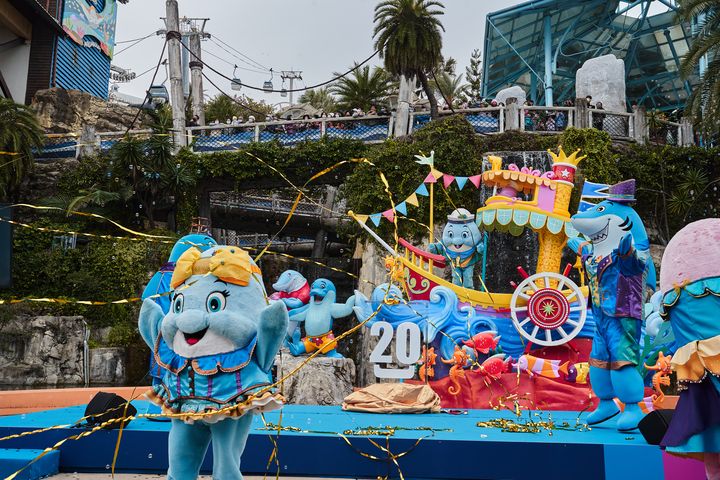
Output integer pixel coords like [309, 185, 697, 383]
[369, 321, 422, 379]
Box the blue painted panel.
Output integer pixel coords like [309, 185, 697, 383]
[0, 448, 59, 480]
[604, 443, 664, 480]
[54, 36, 110, 99]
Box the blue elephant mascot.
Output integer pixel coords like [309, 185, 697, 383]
[142, 234, 218, 385]
[568, 179, 655, 432]
[139, 245, 288, 479]
[428, 208, 486, 289]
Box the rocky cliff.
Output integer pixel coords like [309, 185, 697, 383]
[30, 88, 147, 134]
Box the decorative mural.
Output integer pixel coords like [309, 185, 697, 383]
[62, 0, 118, 58]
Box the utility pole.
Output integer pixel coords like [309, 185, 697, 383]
[182, 18, 210, 126]
[164, 0, 186, 147]
[280, 70, 302, 106]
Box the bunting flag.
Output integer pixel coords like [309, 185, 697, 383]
[430, 168, 443, 180]
[415, 183, 429, 196]
[455, 176, 468, 190]
[424, 172, 437, 184]
[395, 202, 408, 216]
[354, 214, 369, 225]
[469, 175, 482, 188]
[442, 174, 455, 189]
[406, 192, 419, 207]
[369, 213, 382, 226]
[381, 209, 395, 222]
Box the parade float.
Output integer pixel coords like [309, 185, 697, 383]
[352, 148, 662, 411]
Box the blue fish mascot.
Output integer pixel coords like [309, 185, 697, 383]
[568, 179, 654, 431]
[428, 208, 486, 289]
[139, 245, 288, 479]
[142, 234, 218, 384]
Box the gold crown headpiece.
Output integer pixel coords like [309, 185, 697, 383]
[547, 146, 586, 166]
[170, 246, 261, 289]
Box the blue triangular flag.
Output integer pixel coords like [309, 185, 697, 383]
[369, 213, 382, 226]
[415, 183, 429, 196]
[581, 180, 609, 199]
[395, 202, 407, 216]
[455, 176, 468, 190]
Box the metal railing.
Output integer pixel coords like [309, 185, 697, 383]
[211, 191, 344, 218]
[520, 106, 574, 133]
[187, 115, 392, 152]
[649, 119, 681, 146]
[589, 110, 632, 138]
[410, 107, 504, 134]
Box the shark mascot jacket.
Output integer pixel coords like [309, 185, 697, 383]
[139, 245, 288, 480]
[568, 179, 654, 432]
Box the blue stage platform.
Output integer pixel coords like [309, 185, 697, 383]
[0, 401, 663, 479]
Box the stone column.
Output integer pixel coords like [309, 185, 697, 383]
[575, 98, 589, 129]
[632, 106, 648, 144]
[77, 124, 98, 159]
[393, 75, 414, 137]
[504, 98, 520, 131]
[680, 117, 694, 146]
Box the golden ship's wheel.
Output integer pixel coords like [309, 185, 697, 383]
[509, 272, 587, 347]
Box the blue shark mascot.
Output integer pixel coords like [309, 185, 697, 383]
[139, 246, 288, 479]
[568, 179, 655, 432]
[142, 234, 217, 384]
[428, 208, 486, 289]
[286, 278, 355, 358]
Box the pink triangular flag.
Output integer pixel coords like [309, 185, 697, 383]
[469, 175, 482, 188]
[424, 172, 437, 184]
[381, 209, 395, 222]
[443, 174, 455, 189]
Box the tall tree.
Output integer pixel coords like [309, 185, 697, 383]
[429, 71, 467, 107]
[465, 49, 483, 102]
[0, 99, 44, 201]
[204, 94, 273, 123]
[298, 87, 338, 112]
[373, 0, 445, 118]
[331, 65, 392, 111]
[679, 0, 720, 137]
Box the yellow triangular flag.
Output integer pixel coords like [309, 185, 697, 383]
[406, 192, 419, 207]
[431, 168, 443, 180]
[354, 214, 369, 224]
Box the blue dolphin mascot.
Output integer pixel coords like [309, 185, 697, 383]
[139, 245, 288, 479]
[568, 179, 655, 432]
[428, 208, 486, 289]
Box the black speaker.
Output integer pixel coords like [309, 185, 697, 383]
[0, 204, 11, 289]
[639, 409, 674, 445]
[83, 392, 137, 429]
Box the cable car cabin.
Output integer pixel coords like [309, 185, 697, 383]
[148, 85, 169, 105]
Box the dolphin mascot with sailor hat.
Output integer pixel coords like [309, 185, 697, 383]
[568, 179, 655, 432]
[429, 208, 486, 289]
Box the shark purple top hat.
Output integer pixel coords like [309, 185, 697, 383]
[606, 179, 636, 203]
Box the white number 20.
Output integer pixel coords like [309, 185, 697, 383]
[369, 321, 421, 379]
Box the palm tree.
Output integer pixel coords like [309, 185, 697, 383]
[373, 0, 445, 118]
[429, 71, 467, 107]
[678, 0, 720, 136]
[298, 87, 338, 112]
[0, 98, 44, 201]
[331, 65, 392, 111]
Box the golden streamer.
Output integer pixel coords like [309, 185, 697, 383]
[11, 204, 174, 239]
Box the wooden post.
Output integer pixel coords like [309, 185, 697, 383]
[575, 98, 589, 129]
[632, 105, 647, 144]
[165, 0, 187, 148]
[188, 31, 205, 127]
[680, 117, 694, 146]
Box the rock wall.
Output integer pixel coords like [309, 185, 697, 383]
[0, 316, 85, 386]
[275, 353, 355, 405]
[0, 316, 127, 387]
[575, 54, 626, 112]
[30, 88, 146, 134]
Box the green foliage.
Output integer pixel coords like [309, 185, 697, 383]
[107, 321, 140, 347]
[204, 94, 273, 123]
[429, 71, 467, 107]
[561, 127, 620, 185]
[5, 220, 171, 328]
[465, 49, 482, 102]
[0, 98, 45, 201]
[331, 65, 393, 111]
[298, 87, 338, 113]
[677, 0, 720, 137]
[373, 0, 445, 117]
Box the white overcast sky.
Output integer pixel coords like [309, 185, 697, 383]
[112, 0, 512, 106]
